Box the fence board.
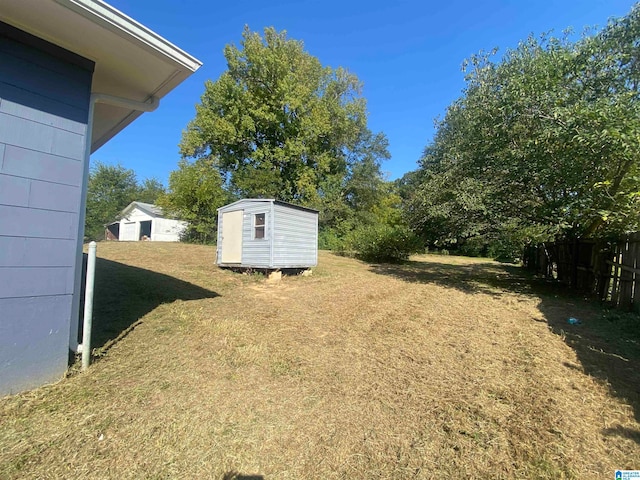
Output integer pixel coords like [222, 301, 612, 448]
[524, 234, 640, 311]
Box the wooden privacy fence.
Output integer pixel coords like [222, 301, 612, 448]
[523, 233, 640, 311]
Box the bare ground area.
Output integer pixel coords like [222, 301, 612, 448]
[1, 243, 638, 479]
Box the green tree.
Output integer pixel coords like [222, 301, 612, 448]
[85, 162, 139, 241]
[344, 130, 393, 225]
[156, 158, 228, 243]
[317, 129, 395, 234]
[137, 178, 166, 204]
[180, 26, 367, 206]
[409, 4, 640, 257]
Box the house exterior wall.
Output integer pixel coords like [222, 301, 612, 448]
[0, 23, 93, 396]
[217, 199, 318, 269]
[272, 203, 318, 268]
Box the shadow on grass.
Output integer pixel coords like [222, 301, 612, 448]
[539, 303, 640, 443]
[81, 257, 219, 354]
[370, 258, 566, 298]
[223, 472, 264, 480]
[370, 257, 640, 442]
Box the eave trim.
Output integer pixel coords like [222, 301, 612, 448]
[54, 0, 202, 72]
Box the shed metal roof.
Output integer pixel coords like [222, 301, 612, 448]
[119, 201, 164, 219]
[218, 198, 319, 214]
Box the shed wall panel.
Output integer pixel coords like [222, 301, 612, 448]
[217, 200, 271, 267]
[272, 204, 318, 268]
[0, 27, 92, 396]
[28, 180, 80, 213]
[0, 171, 80, 213]
[0, 174, 30, 206]
[0, 92, 87, 134]
[0, 46, 92, 109]
[0, 113, 85, 160]
[239, 202, 271, 267]
[0, 33, 93, 87]
[217, 200, 318, 268]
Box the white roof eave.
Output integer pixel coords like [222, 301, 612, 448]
[0, 0, 202, 152]
[55, 0, 202, 72]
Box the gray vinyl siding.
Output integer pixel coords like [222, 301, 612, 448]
[0, 295, 74, 395]
[217, 199, 271, 267]
[0, 23, 93, 396]
[240, 202, 271, 267]
[272, 204, 318, 268]
[217, 199, 318, 269]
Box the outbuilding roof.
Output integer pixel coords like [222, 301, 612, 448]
[0, 0, 202, 152]
[119, 201, 165, 218]
[218, 198, 319, 214]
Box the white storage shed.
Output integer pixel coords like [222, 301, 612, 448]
[217, 199, 318, 269]
[107, 201, 187, 242]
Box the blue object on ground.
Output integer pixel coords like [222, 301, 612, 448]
[567, 317, 582, 325]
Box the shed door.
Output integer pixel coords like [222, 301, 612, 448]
[221, 210, 243, 263]
[120, 222, 137, 241]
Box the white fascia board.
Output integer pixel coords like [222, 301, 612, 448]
[133, 203, 162, 218]
[217, 199, 276, 212]
[117, 201, 138, 219]
[55, 0, 202, 72]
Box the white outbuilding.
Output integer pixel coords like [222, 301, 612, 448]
[106, 201, 187, 242]
[217, 199, 318, 269]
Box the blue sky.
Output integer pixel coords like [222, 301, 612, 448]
[98, 0, 638, 184]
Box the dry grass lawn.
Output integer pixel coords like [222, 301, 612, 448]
[1, 243, 639, 479]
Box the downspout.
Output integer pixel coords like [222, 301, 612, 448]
[69, 94, 159, 355]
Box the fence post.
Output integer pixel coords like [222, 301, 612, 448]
[570, 238, 578, 288]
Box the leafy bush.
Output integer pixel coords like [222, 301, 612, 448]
[179, 226, 217, 245]
[343, 224, 422, 263]
[486, 237, 522, 263]
[318, 228, 342, 250]
[458, 236, 488, 257]
[454, 230, 525, 262]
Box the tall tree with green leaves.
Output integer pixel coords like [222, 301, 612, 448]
[408, 4, 640, 256]
[137, 178, 166, 204]
[180, 26, 368, 206]
[156, 158, 228, 243]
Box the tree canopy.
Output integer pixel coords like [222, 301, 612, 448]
[171, 26, 415, 258]
[404, 5, 640, 256]
[156, 158, 228, 243]
[179, 26, 368, 207]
